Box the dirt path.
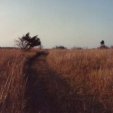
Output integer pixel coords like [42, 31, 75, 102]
[25, 51, 83, 113]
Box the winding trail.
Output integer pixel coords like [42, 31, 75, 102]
[25, 51, 83, 113]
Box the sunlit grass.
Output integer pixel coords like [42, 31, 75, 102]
[1, 48, 113, 112]
[0, 49, 27, 113]
[47, 49, 113, 112]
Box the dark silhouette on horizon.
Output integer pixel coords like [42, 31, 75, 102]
[16, 33, 41, 50]
[100, 40, 108, 49]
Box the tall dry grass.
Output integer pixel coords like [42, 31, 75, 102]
[1, 48, 113, 113]
[0, 49, 28, 113]
[47, 49, 113, 112]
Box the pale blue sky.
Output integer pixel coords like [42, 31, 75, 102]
[0, 0, 113, 48]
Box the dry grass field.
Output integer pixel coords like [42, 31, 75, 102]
[0, 49, 35, 113]
[0, 49, 113, 113]
[47, 49, 113, 113]
[0, 49, 28, 113]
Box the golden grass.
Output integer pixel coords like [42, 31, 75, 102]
[47, 49, 113, 112]
[0, 49, 44, 113]
[0, 49, 36, 113]
[1, 48, 113, 112]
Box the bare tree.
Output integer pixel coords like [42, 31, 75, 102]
[16, 33, 41, 50]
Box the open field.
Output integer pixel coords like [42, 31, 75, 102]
[47, 49, 113, 113]
[0, 49, 113, 113]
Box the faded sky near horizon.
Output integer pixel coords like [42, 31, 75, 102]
[0, 0, 113, 48]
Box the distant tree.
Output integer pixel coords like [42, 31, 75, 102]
[16, 33, 41, 50]
[100, 40, 105, 46]
[55, 46, 67, 49]
[100, 40, 108, 49]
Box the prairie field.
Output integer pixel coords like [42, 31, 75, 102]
[47, 49, 113, 113]
[0, 49, 35, 113]
[0, 48, 113, 113]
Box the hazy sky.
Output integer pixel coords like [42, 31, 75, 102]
[0, 0, 113, 48]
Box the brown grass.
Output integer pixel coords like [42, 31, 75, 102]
[0, 49, 37, 113]
[47, 49, 113, 112]
[0, 49, 113, 113]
